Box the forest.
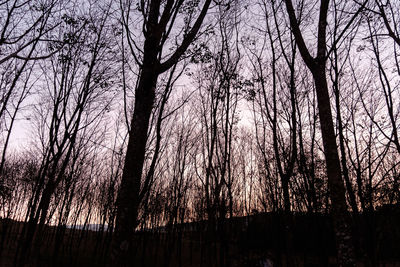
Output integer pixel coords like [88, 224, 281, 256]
[0, 0, 400, 266]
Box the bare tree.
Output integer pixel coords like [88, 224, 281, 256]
[15, 4, 116, 263]
[283, 0, 367, 264]
[112, 0, 212, 264]
[0, 0, 61, 195]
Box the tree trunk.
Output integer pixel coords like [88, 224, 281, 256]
[111, 47, 158, 265]
[284, 0, 356, 264]
[312, 67, 355, 266]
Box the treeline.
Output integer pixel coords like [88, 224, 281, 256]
[0, 0, 400, 266]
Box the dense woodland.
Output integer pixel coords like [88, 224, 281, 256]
[1, 0, 400, 266]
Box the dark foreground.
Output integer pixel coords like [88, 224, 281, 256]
[1, 208, 400, 267]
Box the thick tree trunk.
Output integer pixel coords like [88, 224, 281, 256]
[284, 0, 356, 264]
[112, 0, 211, 264]
[312, 67, 355, 266]
[111, 50, 158, 265]
[282, 176, 291, 213]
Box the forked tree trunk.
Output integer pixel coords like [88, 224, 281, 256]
[284, 0, 356, 265]
[112, 0, 211, 264]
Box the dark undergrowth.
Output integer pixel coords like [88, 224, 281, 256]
[1, 208, 400, 267]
